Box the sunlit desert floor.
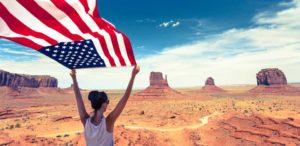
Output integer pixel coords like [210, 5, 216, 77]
[0, 85, 299, 146]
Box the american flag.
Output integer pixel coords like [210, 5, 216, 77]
[0, 0, 136, 69]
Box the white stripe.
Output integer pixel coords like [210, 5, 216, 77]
[35, 0, 111, 67]
[115, 31, 131, 66]
[65, 0, 122, 66]
[0, 17, 50, 46]
[1, 1, 71, 43]
[87, 0, 96, 15]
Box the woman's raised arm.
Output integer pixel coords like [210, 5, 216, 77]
[70, 69, 89, 126]
[106, 65, 140, 129]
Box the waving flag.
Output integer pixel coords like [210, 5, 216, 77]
[0, 0, 136, 69]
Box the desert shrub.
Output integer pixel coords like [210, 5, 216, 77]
[15, 123, 21, 128]
[64, 134, 70, 137]
[56, 135, 62, 138]
[9, 125, 14, 129]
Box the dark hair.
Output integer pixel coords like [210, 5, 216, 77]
[88, 91, 108, 111]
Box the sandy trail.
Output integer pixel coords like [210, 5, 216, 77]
[39, 112, 218, 137]
[124, 112, 219, 132]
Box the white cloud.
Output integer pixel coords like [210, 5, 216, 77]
[138, 0, 300, 87]
[172, 21, 180, 27]
[0, 48, 41, 56]
[159, 20, 180, 28]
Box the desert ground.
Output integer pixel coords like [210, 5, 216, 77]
[0, 85, 299, 146]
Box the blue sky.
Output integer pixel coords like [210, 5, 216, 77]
[0, 0, 300, 89]
[98, 0, 290, 58]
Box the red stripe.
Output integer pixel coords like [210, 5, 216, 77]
[95, 18, 136, 66]
[106, 29, 126, 66]
[79, 0, 89, 14]
[17, 0, 83, 42]
[76, 0, 126, 66]
[0, 3, 58, 47]
[93, 0, 100, 17]
[122, 33, 136, 65]
[51, 0, 116, 66]
[91, 16, 127, 66]
[0, 36, 43, 50]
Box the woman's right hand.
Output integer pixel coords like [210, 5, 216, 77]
[70, 69, 76, 79]
[132, 65, 140, 76]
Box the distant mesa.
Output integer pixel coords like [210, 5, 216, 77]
[0, 69, 59, 97]
[249, 68, 300, 94]
[201, 77, 226, 93]
[0, 69, 58, 88]
[205, 77, 215, 86]
[256, 68, 287, 86]
[132, 72, 183, 99]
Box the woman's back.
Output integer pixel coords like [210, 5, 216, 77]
[84, 117, 114, 146]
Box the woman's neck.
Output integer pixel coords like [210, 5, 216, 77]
[92, 109, 104, 125]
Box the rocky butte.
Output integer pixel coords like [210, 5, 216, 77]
[249, 68, 299, 93]
[0, 69, 58, 88]
[201, 77, 226, 93]
[133, 72, 183, 99]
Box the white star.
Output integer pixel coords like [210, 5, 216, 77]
[80, 52, 84, 55]
[45, 48, 50, 52]
[62, 46, 67, 49]
[82, 49, 86, 52]
[68, 51, 72, 54]
[78, 43, 82, 45]
[52, 54, 57, 57]
[55, 45, 59, 48]
[70, 46, 74, 49]
[84, 45, 88, 48]
[71, 42, 75, 45]
[76, 47, 80, 49]
[86, 55, 90, 57]
[60, 55, 64, 57]
[93, 63, 96, 65]
[53, 50, 58, 53]
[93, 54, 97, 56]
[86, 63, 90, 65]
[78, 56, 82, 58]
[61, 51, 65, 54]
[86, 40, 90, 43]
[88, 51, 92, 54]
[100, 62, 103, 65]
[90, 48, 94, 50]
[64, 42, 68, 45]
[58, 58, 63, 61]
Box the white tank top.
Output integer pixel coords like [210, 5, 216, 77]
[84, 117, 114, 146]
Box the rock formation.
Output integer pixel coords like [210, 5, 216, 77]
[0, 69, 57, 88]
[201, 77, 225, 92]
[256, 68, 287, 85]
[133, 72, 183, 99]
[249, 68, 299, 94]
[205, 77, 215, 86]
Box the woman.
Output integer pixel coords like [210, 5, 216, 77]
[70, 65, 140, 146]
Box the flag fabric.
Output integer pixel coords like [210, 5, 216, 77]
[0, 0, 136, 69]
